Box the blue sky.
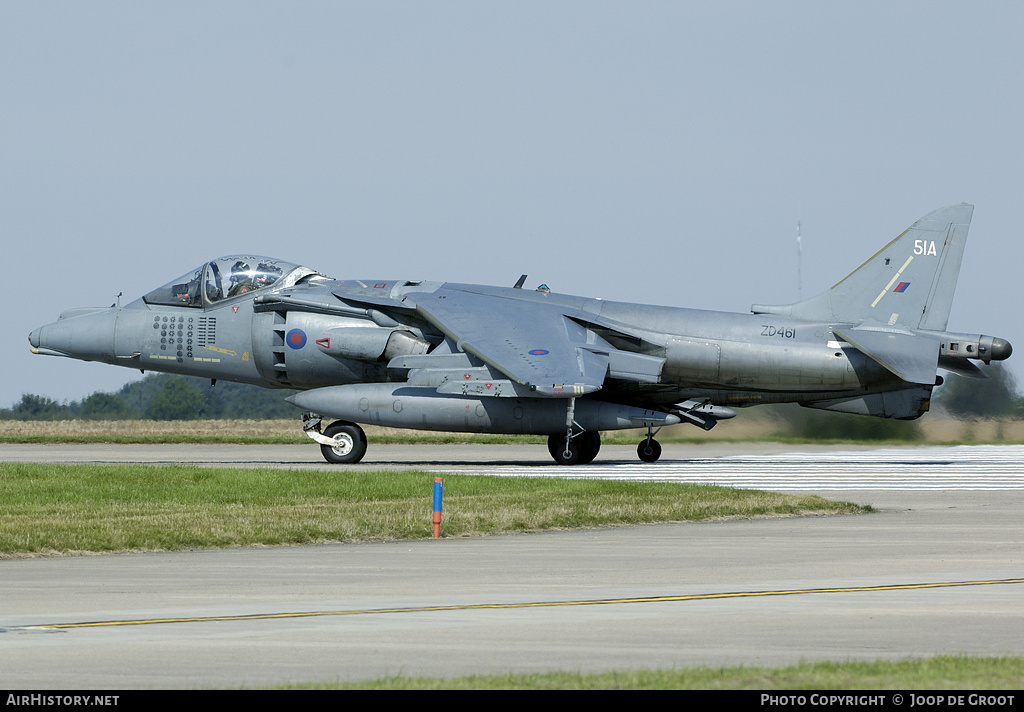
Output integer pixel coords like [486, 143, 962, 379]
[3, 1, 1022, 408]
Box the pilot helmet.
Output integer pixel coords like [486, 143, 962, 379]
[231, 261, 250, 280]
[254, 262, 282, 288]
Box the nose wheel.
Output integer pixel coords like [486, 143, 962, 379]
[301, 413, 369, 464]
[320, 421, 368, 463]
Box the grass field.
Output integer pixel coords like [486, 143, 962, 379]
[0, 462, 867, 557]
[281, 656, 1024, 689]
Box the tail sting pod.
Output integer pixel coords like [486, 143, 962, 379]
[752, 203, 973, 331]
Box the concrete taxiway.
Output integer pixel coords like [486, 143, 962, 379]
[1, 442, 1023, 688]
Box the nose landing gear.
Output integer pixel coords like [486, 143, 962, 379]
[300, 412, 368, 464]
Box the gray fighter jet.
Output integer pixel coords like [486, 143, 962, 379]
[29, 204, 1011, 464]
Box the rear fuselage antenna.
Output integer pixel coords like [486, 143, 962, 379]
[796, 199, 803, 300]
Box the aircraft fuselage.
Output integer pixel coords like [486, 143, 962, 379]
[28, 205, 1014, 463]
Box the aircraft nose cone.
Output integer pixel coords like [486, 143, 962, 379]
[990, 338, 1013, 361]
[28, 307, 119, 361]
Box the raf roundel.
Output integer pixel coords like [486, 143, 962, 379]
[286, 328, 307, 349]
[529, 349, 549, 356]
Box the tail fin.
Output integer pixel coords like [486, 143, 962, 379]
[752, 203, 973, 330]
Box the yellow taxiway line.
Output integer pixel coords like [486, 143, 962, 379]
[22, 577, 1024, 631]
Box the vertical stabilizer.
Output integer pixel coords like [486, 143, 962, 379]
[751, 204, 973, 330]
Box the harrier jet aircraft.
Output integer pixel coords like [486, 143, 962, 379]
[29, 204, 1011, 464]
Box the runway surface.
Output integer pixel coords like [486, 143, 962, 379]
[1, 442, 1023, 688]
[440, 445, 1024, 489]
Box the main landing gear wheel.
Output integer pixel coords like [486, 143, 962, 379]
[320, 421, 368, 464]
[577, 431, 601, 464]
[547, 432, 600, 465]
[637, 438, 662, 463]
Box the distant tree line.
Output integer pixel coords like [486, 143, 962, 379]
[0, 374, 298, 421]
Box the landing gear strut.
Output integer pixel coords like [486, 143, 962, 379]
[546, 397, 601, 465]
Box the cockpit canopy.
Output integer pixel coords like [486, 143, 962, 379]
[144, 256, 319, 308]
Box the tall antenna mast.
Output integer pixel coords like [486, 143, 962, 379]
[796, 198, 803, 299]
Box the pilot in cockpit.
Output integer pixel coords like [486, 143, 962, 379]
[228, 261, 254, 297]
[253, 262, 282, 290]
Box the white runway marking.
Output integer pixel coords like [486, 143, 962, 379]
[442, 445, 1024, 490]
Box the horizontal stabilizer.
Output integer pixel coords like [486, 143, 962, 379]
[833, 326, 939, 385]
[937, 357, 988, 379]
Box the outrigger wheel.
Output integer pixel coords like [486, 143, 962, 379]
[637, 437, 662, 463]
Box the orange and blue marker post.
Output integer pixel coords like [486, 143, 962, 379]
[432, 476, 443, 538]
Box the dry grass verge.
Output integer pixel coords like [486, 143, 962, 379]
[3, 415, 1023, 443]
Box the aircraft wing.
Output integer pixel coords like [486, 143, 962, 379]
[410, 288, 608, 397]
